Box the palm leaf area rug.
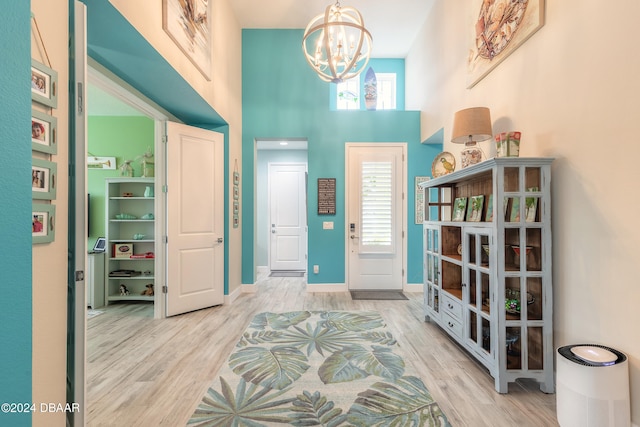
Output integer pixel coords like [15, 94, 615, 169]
[188, 311, 450, 426]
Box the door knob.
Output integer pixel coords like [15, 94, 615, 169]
[350, 235, 359, 239]
[217, 237, 223, 243]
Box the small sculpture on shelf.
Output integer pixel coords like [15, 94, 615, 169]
[119, 159, 134, 177]
[119, 284, 130, 296]
[136, 146, 154, 178]
[141, 284, 154, 296]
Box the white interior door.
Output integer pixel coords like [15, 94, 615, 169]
[166, 122, 224, 316]
[346, 144, 405, 290]
[269, 163, 307, 271]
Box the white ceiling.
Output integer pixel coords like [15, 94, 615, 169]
[230, 0, 435, 58]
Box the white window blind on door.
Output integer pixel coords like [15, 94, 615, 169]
[361, 161, 394, 251]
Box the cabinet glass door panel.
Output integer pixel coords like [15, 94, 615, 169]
[504, 167, 520, 192]
[525, 228, 542, 272]
[505, 277, 522, 321]
[481, 317, 491, 353]
[526, 277, 543, 321]
[480, 272, 490, 315]
[527, 326, 544, 370]
[524, 167, 541, 191]
[504, 228, 520, 271]
[506, 326, 522, 370]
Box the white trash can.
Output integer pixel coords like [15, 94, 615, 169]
[556, 344, 630, 427]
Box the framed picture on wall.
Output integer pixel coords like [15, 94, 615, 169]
[32, 110, 57, 154]
[32, 203, 56, 244]
[414, 176, 429, 224]
[466, 0, 545, 88]
[31, 59, 58, 108]
[32, 158, 57, 200]
[162, 0, 212, 80]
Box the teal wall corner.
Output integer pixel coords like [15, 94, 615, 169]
[0, 3, 33, 426]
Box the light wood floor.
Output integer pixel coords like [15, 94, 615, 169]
[86, 276, 558, 426]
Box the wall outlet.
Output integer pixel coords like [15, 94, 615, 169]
[313, 265, 319, 274]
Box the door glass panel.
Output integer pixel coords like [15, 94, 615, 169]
[480, 234, 490, 268]
[361, 161, 392, 247]
[481, 272, 490, 315]
[528, 327, 544, 370]
[467, 234, 477, 265]
[526, 277, 543, 321]
[469, 311, 478, 344]
[525, 228, 541, 271]
[481, 317, 491, 354]
[504, 167, 519, 192]
[505, 277, 522, 321]
[506, 326, 522, 370]
[525, 167, 541, 190]
[467, 267, 477, 306]
[433, 288, 439, 312]
[504, 228, 520, 271]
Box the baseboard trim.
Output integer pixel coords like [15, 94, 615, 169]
[404, 283, 423, 293]
[241, 283, 257, 293]
[306, 283, 348, 293]
[224, 285, 243, 305]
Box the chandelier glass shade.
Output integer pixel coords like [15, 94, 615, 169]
[302, 2, 372, 83]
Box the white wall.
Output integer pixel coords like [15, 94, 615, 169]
[109, 0, 244, 295]
[31, 1, 69, 425]
[406, 0, 640, 422]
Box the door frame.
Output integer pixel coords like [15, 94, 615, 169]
[344, 142, 408, 290]
[87, 59, 176, 319]
[267, 162, 308, 272]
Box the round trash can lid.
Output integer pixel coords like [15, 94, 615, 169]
[571, 345, 617, 364]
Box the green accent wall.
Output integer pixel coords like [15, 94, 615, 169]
[242, 29, 442, 285]
[87, 116, 155, 248]
[0, 3, 32, 426]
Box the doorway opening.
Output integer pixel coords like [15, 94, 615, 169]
[255, 139, 308, 279]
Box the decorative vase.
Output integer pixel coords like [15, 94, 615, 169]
[144, 186, 153, 198]
[495, 132, 521, 157]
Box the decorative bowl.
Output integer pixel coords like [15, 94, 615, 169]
[133, 234, 145, 240]
[511, 245, 532, 256]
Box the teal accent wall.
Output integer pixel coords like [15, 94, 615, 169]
[0, 3, 32, 426]
[242, 29, 442, 285]
[87, 116, 155, 248]
[329, 58, 406, 111]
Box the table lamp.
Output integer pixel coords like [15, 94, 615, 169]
[451, 107, 492, 168]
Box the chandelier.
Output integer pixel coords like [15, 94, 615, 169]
[302, 1, 372, 83]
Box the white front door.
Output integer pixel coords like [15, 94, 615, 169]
[166, 122, 224, 316]
[346, 144, 405, 290]
[269, 163, 307, 271]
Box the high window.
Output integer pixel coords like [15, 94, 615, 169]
[375, 73, 397, 110]
[336, 77, 360, 110]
